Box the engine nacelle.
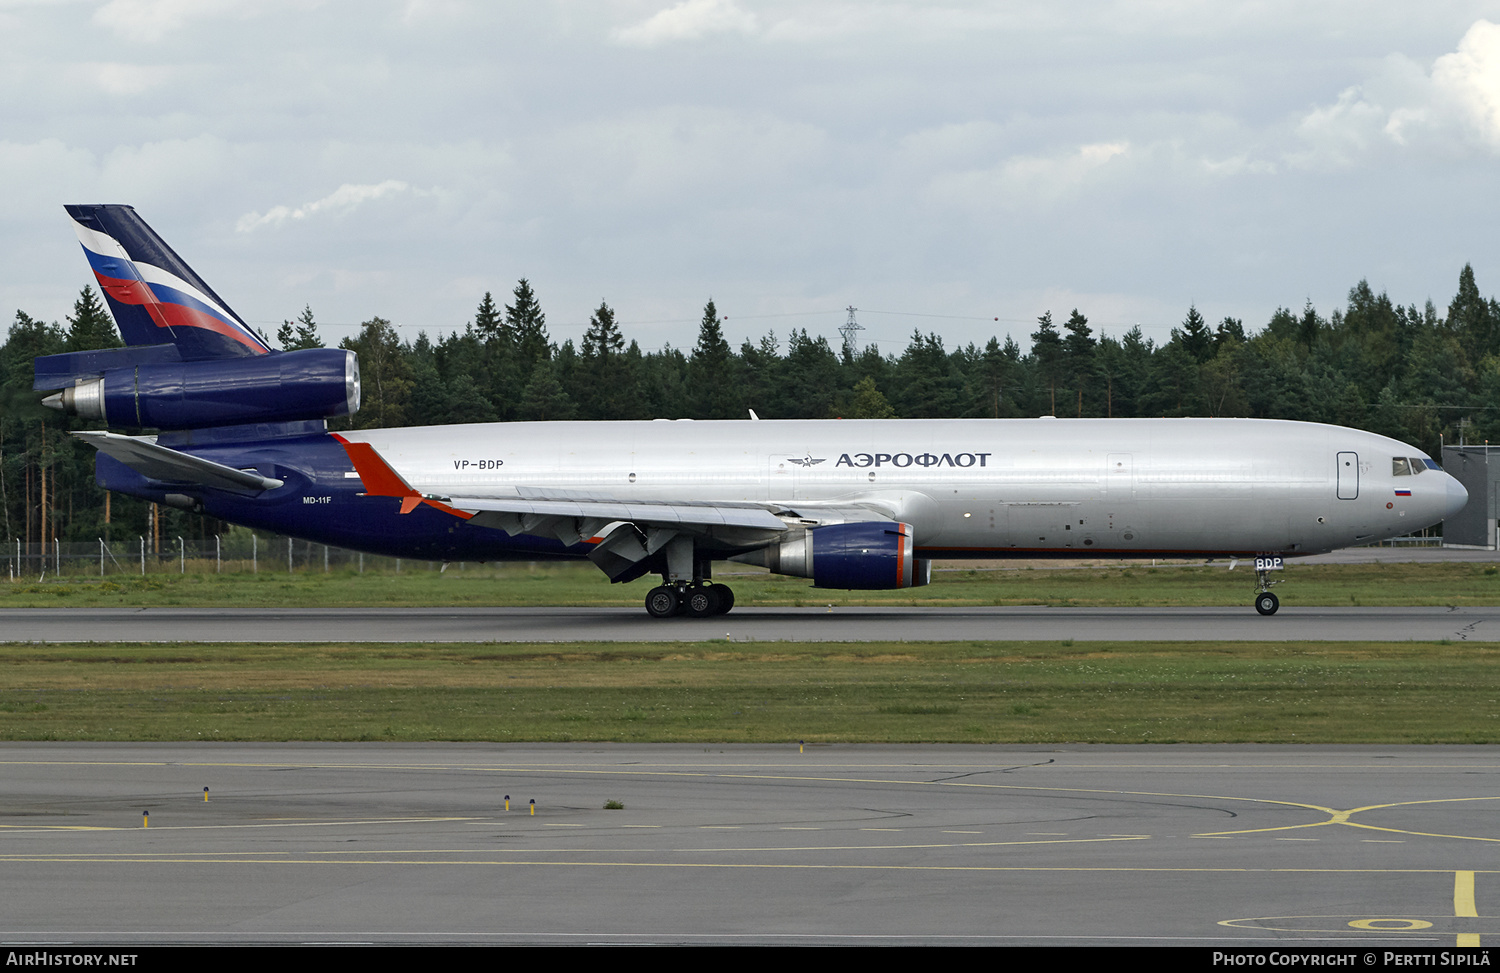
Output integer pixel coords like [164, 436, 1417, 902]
[745, 521, 931, 590]
[43, 348, 359, 430]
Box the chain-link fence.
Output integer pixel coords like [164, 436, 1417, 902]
[3, 535, 471, 579]
[2, 528, 1451, 580]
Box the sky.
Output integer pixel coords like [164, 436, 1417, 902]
[2, 0, 1499, 356]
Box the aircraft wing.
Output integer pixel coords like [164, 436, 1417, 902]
[73, 431, 284, 494]
[456, 491, 787, 532]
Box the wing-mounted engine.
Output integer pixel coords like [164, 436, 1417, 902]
[734, 521, 931, 590]
[36, 347, 360, 429]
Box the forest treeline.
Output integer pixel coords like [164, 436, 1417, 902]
[2, 266, 1498, 548]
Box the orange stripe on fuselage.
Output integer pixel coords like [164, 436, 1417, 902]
[330, 434, 473, 520]
[332, 435, 415, 498]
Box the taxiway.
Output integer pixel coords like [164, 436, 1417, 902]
[0, 743, 1495, 946]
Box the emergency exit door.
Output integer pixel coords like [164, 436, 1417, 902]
[1336, 451, 1358, 500]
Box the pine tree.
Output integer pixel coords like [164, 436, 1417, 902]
[1062, 309, 1095, 416]
[738, 331, 780, 417]
[978, 336, 1011, 418]
[473, 292, 504, 344]
[1448, 264, 1494, 365]
[689, 299, 735, 417]
[893, 331, 958, 418]
[1214, 316, 1246, 354]
[1115, 325, 1153, 417]
[505, 279, 550, 382]
[1176, 305, 1212, 363]
[459, 292, 517, 420]
[692, 299, 729, 363]
[64, 287, 120, 352]
[1031, 311, 1064, 415]
[518, 359, 578, 421]
[276, 305, 323, 351]
[577, 301, 641, 419]
[1298, 300, 1324, 354]
[582, 301, 625, 360]
[778, 330, 841, 419]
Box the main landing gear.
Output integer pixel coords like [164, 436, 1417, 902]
[634, 535, 735, 618]
[645, 582, 736, 618]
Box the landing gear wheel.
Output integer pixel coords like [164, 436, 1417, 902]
[645, 585, 680, 619]
[1255, 591, 1279, 616]
[716, 585, 735, 616]
[686, 586, 719, 618]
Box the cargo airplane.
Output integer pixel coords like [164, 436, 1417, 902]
[38, 205, 1469, 617]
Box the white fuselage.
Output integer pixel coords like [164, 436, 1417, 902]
[339, 417, 1467, 558]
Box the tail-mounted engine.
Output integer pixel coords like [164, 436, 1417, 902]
[738, 521, 931, 590]
[37, 347, 360, 430]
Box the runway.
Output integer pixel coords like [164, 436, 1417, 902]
[2, 604, 1498, 642]
[0, 743, 1496, 946]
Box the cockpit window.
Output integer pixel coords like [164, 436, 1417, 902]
[1421, 458, 1441, 471]
[1409, 457, 1426, 475]
[1393, 457, 1412, 476]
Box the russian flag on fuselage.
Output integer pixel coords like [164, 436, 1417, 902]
[65, 204, 270, 360]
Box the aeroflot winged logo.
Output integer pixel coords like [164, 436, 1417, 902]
[787, 454, 826, 467]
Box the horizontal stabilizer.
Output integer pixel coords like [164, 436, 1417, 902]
[34, 344, 182, 391]
[74, 431, 283, 494]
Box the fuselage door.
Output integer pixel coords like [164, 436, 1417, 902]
[1336, 451, 1358, 500]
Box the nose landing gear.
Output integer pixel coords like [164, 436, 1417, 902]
[1252, 556, 1284, 615]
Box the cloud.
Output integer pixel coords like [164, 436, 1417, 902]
[1431, 19, 1500, 148]
[90, 62, 175, 96]
[236, 180, 411, 232]
[91, 0, 240, 43]
[0, 138, 98, 203]
[926, 141, 1131, 211]
[615, 0, 757, 46]
[1293, 19, 1500, 166]
[95, 135, 238, 202]
[1291, 84, 1391, 169]
[524, 107, 829, 213]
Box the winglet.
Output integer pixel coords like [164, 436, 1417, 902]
[332, 434, 421, 513]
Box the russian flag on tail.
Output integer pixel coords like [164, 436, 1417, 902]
[65, 204, 270, 361]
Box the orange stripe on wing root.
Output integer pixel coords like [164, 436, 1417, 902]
[332, 435, 416, 498]
[331, 434, 473, 520]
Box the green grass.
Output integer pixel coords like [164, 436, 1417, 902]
[4, 561, 1495, 744]
[2, 639, 1498, 744]
[3, 559, 1499, 608]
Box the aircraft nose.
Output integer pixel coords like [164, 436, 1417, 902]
[1443, 473, 1469, 519]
